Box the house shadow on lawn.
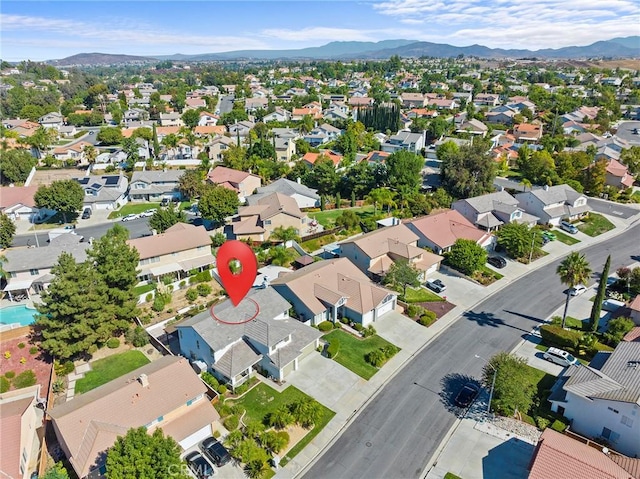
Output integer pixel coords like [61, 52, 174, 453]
[482, 437, 535, 479]
[439, 372, 481, 416]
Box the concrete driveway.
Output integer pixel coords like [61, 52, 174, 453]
[512, 333, 565, 376]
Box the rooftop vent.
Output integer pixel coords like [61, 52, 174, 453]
[138, 373, 149, 387]
[626, 360, 640, 369]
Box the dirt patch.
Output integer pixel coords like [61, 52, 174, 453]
[29, 168, 86, 187]
[280, 424, 309, 456]
[418, 300, 456, 319]
[0, 334, 53, 394]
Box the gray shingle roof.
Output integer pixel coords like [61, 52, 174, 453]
[131, 170, 184, 184]
[250, 178, 319, 203]
[3, 237, 89, 272]
[455, 191, 519, 214]
[526, 184, 583, 206]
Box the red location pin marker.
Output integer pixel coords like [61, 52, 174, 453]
[216, 240, 257, 306]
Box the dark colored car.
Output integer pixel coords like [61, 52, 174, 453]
[185, 451, 214, 479]
[487, 256, 507, 269]
[426, 279, 446, 293]
[201, 437, 232, 467]
[454, 382, 480, 408]
[81, 208, 91, 219]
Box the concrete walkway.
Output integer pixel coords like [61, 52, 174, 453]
[277, 208, 640, 479]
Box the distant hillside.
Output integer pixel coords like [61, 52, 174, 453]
[48, 52, 157, 66]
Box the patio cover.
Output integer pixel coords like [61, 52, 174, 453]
[149, 263, 182, 277]
[179, 255, 215, 271]
[3, 280, 34, 291]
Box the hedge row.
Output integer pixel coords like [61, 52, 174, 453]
[539, 325, 583, 350]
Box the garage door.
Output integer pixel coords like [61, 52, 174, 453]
[376, 300, 395, 318]
[178, 424, 212, 450]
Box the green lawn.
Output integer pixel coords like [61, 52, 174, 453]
[402, 286, 444, 303]
[631, 190, 640, 203]
[75, 350, 150, 394]
[133, 283, 156, 296]
[322, 330, 400, 380]
[518, 363, 562, 428]
[552, 230, 581, 245]
[444, 474, 464, 479]
[108, 203, 160, 219]
[230, 383, 335, 467]
[577, 213, 615, 237]
[309, 205, 375, 227]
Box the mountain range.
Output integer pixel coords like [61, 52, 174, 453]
[47, 36, 639, 66]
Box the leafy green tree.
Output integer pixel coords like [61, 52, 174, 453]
[365, 187, 391, 216]
[268, 406, 294, 429]
[149, 208, 186, 233]
[305, 156, 340, 196]
[482, 352, 536, 416]
[178, 169, 204, 200]
[35, 253, 112, 360]
[589, 255, 610, 332]
[0, 148, 37, 184]
[97, 127, 123, 145]
[270, 226, 300, 243]
[447, 239, 487, 275]
[384, 259, 421, 298]
[198, 184, 240, 225]
[604, 317, 634, 346]
[620, 146, 640, 175]
[34, 179, 84, 223]
[27, 126, 57, 153]
[88, 225, 140, 327]
[581, 159, 607, 195]
[268, 246, 295, 266]
[517, 149, 558, 186]
[335, 210, 360, 231]
[181, 109, 200, 128]
[105, 427, 189, 479]
[245, 459, 270, 479]
[259, 430, 288, 454]
[230, 438, 269, 465]
[0, 213, 16, 248]
[385, 150, 423, 192]
[556, 252, 592, 329]
[496, 223, 536, 259]
[41, 462, 70, 479]
[440, 139, 497, 198]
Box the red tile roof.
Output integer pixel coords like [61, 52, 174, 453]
[0, 185, 39, 209]
[302, 151, 342, 166]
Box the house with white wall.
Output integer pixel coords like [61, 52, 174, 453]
[515, 184, 591, 226]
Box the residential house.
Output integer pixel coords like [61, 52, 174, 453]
[381, 131, 425, 155]
[58, 125, 78, 138]
[272, 257, 397, 326]
[49, 356, 220, 479]
[338, 224, 443, 282]
[38, 112, 63, 129]
[303, 123, 342, 147]
[629, 295, 640, 325]
[228, 120, 255, 138]
[452, 190, 539, 231]
[184, 97, 206, 110]
[129, 170, 184, 202]
[232, 192, 314, 241]
[485, 110, 516, 125]
[1, 119, 41, 138]
[274, 136, 296, 163]
[159, 112, 184, 127]
[361, 150, 390, 165]
[528, 428, 639, 479]
[323, 107, 350, 122]
[244, 97, 269, 113]
[2, 234, 90, 299]
[348, 96, 375, 108]
[515, 184, 591, 226]
[513, 123, 543, 142]
[473, 94, 500, 107]
[207, 166, 261, 203]
[407, 210, 494, 254]
[123, 108, 147, 125]
[0, 385, 42, 479]
[263, 107, 290, 123]
[194, 125, 226, 138]
[400, 92, 426, 108]
[249, 178, 320, 209]
[207, 135, 235, 162]
[52, 141, 92, 165]
[127, 223, 215, 283]
[176, 287, 322, 388]
[301, 151, 343, 168]
[455, 119, 489, 137]
[548, 341, 640, 457]
[407, 108, 438, 119]
[604, 159, 635, 189]
[291, 105, 322, 121]
[197, 111, 218, 126]
[0, 186, 53, 223]
[75, 174, 128, 210]
[426, 98, 459, 110]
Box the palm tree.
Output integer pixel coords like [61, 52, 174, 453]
[270, 226, 300, 244]
[556, 252, 592, 329]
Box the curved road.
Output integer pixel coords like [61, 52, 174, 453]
[303, 224, 639, 479]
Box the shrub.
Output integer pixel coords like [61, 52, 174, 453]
[536, 417, 550, 430]
[29, 346, 38, 355]
[20, 357, 26, 364]
[4, 351, 10, 359]
[162, 275, 173, 285]
[551, 419, 567, 432]
[152, 295, 166, 312]
[213, 430, 221, 439]
[0, 377, 9, 393]
[326, 339, 340, 359]
[340, 317, 349, 324]
[406, 304, 419, 318]
[604, 317, 634, 346]
[197, 283, 212, 297]
[106, 338, 120, 349]
[418, 310, 437, 327]
[145, 293, 153, 303]
[52, 378, 65, 394]
[224, 414, 239, 431]
[365, 348, 387, 368]
[88, 344, 98, 355]
[353, 323, 364, 332]
[4, 371, 15, 379]
[13, 370, 36, 389]
[186, 288, 199, 302]
[201, 372, 220, 390]
[179, 280, 186, 289]
[318, 321, 334, 332]
[55, 361, 75, 376]
[217, 385, 227, 395]
[234, 382, 249, 396]
[539, 324, 583, 350]
[125, 326, 149, 347]
[362, 325, 376, 338]
[17, 342, 25, 349]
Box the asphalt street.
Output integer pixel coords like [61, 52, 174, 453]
[303, 224, 640, 479]
[218, 94, 235, 114]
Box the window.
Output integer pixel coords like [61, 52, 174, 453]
[179, 330, 182, 338]
[186, 399, 194, 406]
[264, 220, 271, 225]
[157, 415, 164, 422]
[196, 340, 200, 349]
[621, 416, 634, 427]
[608, 407, 619, 414]
[29, 269, 39, 276]
[601, 427, 620, 442]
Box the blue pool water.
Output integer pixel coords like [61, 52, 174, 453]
[0, 305, 37, 327]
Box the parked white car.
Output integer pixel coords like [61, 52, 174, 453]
[569, 284, 587, 296]
[121, 214, 140, 222]
[138, 209, 157, 218]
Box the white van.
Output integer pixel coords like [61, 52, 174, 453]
[543, 347, 579, 367]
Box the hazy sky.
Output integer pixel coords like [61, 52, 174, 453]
[1, 0, 638, 61]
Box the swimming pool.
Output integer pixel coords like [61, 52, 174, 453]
[0, 305, 37, 327]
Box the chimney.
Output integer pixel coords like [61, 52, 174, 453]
[138, 373, 149, 387]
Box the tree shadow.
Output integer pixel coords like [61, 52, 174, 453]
[439, 372, 480, 416]
[502, 309, 545, 324]
[462, 310, 504, 328]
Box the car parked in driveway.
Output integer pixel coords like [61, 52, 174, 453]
[426, 279, 446, 293]
[184, 451, 215, 479]
[543, 347, 579, 367]
[201, 437, 232, 467]
[454, 382, 479, 408]
[542, 231, 556, 241]
[487, 256, 507, 269]
[81, 208, 92, 219]
[121, 214, 139, 222]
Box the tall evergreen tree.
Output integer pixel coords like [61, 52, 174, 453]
[590, 255, 610, 332]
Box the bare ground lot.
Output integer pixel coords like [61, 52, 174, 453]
[29, 168, 87, 187]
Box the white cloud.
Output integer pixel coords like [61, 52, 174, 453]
[261, 27, 375, 42]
